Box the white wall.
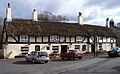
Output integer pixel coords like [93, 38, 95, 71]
[30, 36, 35, 42]
[37, 36, 42, 42]
[43, 36, 48, 42]
[8, 36, 18, 42]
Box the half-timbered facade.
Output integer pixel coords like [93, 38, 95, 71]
[2, 3, 117, 58]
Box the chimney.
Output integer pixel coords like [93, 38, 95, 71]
[32, 9, 38, 21]
[106, 18, 109, 27]
[109, 19, 114, 28]
[78, 12, 83, 25]
[6, 3, 12, 21]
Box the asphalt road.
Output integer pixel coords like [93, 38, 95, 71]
[0, 55, 120, 74]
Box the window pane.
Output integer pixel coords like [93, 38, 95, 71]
[75, 45, 80, 49]
[20, 35, 28, 42]
[76, 36, 82, 41]
[21, 47, 29, 54]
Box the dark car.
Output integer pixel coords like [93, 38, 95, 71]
[108, 47, 120, 57]
[61, 50, 83, 60]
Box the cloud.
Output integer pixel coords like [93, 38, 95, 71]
[0, 0, 120, 26]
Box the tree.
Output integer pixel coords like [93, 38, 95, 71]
[38, 11, 69, 22]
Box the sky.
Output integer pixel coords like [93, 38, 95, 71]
[0, 0, 120, 26]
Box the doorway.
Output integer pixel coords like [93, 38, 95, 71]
[91, 44, 95, 53]
[35, 45, 40, 51]
[61, 45, 67, 54]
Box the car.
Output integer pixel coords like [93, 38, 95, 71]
[26, 51, 50, 64]
[108, 47, 120, 58]
[60, 50, 83, 60]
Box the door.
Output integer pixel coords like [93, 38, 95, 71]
[61, 45, 68, 54]
[91, 44, 95, 53]
[35, 45, 40, 51]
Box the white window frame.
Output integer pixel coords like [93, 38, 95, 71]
[52, 46, 59, 53]
[20, 35, 28, 42]
[75, 45, 80, 49]
[50, 35, 59, 42]
[21, 47, 29, 54]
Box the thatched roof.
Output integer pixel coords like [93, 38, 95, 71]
[5, 19, 88, 36]
[4, 19, 116, 37]
[83, 25, 116, 37]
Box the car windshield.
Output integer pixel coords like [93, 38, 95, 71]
[110, 48, 118, 51]
[38, 52, 48, 56]
[30, 51, 37, 55]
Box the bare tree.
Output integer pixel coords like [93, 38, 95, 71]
[38, 11, 69, 22]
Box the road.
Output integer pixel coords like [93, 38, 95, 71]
[0, 55, 120, 74]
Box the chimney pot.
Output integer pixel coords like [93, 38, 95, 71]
[33, 9, 36, 11]
[8, 3, 10, 8]
[79, 12, 82, 16]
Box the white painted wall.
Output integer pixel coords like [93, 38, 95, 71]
[60, 36, 65, 42]
[37, 36, 42, 42]
[8, 36, 17, 42]
[43, 36, 48, 42]
[71, 37, 75, 42]
[66, 37, 70, 42]
[30, 36, 35, 42]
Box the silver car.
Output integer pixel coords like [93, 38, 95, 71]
[26, 51, 50, 64]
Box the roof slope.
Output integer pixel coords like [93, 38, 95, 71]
[5, 19, 88, 36]
[83, 24, 116, 37]
[5, 19, 116, 37]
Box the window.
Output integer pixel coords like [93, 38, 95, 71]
[99, 43, 103, 50]
[21, 47, 29, 54]
[75, 45, 80, 49]
[50, 35, 59, 42]
[82, 45, 86, 51]
[52, 46, 59, 53]
[35, 45, 40, 51]
[47, 47, 50, 50]
[76, 36, 82, 42]
[20, 35, 28, 42]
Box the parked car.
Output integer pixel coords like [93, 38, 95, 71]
[26, 51, 50, 64]
[108, 47, 120, 57]
[60, 50, 83, 60]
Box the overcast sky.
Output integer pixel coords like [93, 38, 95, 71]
[0, 0, 120, 26]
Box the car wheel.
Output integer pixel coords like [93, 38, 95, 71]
[109, 55, 113, 58]
[32, 59, 35, 64]
[45, 61, 48, 63]
[26, 57, 29, 62]
[62, 57, 64, 60]
[79, 57, 82, 60]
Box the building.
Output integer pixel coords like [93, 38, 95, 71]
[2, 3, 117, 58]
[105, 18, 120, 47]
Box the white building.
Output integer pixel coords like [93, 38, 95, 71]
[2, 3, 117, 58]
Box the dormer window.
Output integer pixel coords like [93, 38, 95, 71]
[20, 35, 28, 42]
[50, 35, 59, 42]
[76, 36, 82, 42]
